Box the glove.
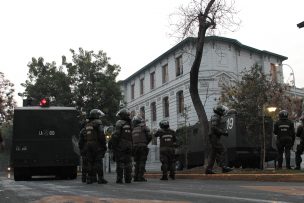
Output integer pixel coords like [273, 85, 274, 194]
[223, 132, 229, 137]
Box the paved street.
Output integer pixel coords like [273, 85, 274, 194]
[0, 172, 304, 203]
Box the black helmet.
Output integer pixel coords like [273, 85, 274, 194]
[278, 110, 288, 119]
[89, 109, 105, 119]
[132, 115, 143, 126]
[213, 105, 228, 116]
[116, 108, 131, 120]
[159, 120, 169, 129]
[226, 109, 237, 115]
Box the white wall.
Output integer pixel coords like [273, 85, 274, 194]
[123, 38, 286, 131]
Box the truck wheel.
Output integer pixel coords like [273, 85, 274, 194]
[69, 166, 77, 179]
[14, 167, 23, 181]
[14, 167, 30, 181]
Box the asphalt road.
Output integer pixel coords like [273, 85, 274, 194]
[0, 172, 304, 203]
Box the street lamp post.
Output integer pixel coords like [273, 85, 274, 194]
[277, 64, 296, 98]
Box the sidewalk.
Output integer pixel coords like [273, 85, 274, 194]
[145, 168, 304, 182]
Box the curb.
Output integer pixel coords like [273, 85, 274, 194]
[145, 173, 304, 182]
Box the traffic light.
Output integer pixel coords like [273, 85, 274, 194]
[39, 98, 50, 107]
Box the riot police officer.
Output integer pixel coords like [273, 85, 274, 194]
[78, 109, 108, 184]
[111, 108, 133, 184]
[274, 110, 295, 169]
[205, 105, 232, 174]
[155, 120, 177, 180]
[131, 115, 152, 181]
[295, 114, 304, 170]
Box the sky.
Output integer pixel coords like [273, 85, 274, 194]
[1, 0, 303, 107]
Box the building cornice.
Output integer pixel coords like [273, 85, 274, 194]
[123, 36, 288, 83]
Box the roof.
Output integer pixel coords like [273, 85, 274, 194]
[14, 106, 77, 111]
[123, 36, 288, 83]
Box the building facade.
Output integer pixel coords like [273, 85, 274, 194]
[120, 36, 289, 166]
[121, 36, 287, 130]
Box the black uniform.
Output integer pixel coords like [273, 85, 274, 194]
[274, 118, 295, 169]
[111, 119, 133, 183]
[155, 128, 177, 180]
[78, 119, 107, 184]
[295, 120, 304, 170]
[132, 123, 152, 181]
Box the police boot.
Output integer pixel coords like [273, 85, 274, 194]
[137, 167, 147, 182]
[205, 169, 216, 174]
[98, 173, 108, 184]
[286, 158, 291, 169]
[86, 176, 93, 184]
[222, 166, 233, 173]
[160, 173, 168, 180]
[92, 175, 97, 183]
[169, 173, 175, 180]
[81, 174, 87, 183]
[98, 178, 108, 184]
[133, 174, 140, 182]
[125, 177, 132, 184]
[139, 177, 147, 182]
[116, 178, 123, 184]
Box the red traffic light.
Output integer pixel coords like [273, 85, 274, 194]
[39, 98, 49, 107]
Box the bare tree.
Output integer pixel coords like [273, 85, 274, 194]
[171, 0, 239, 138]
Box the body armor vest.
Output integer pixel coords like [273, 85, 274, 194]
[210, 114, 226, 136]
[160, 129, 174, 148]
[132, 124, 147, 146]
[121, 122, 132, 142]
[276, 120, 293, 140]
[85, 122, 98, 142]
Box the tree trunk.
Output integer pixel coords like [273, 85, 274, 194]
[189, 36, 209, 138]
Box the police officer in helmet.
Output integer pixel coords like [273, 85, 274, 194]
[131, 115, 152, 181]
[155, 120, 177, 180]
[295, 113, 304, 170]
[205, 105, 232, 174]
[111, 108, 133, 184]
[78, 109, 108, 184]
[274, 110, 295, 169]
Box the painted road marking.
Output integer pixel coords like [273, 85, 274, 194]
[243, 186, 304, 196]
[32, 195, 190, 203]
[127, 188, 289, 203]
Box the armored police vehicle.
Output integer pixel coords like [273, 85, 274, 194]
[222, 111, 276, 168]
[175, 111, 276, 170]
[11, 100, 80, 181]
[175, 123, 205, 170]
